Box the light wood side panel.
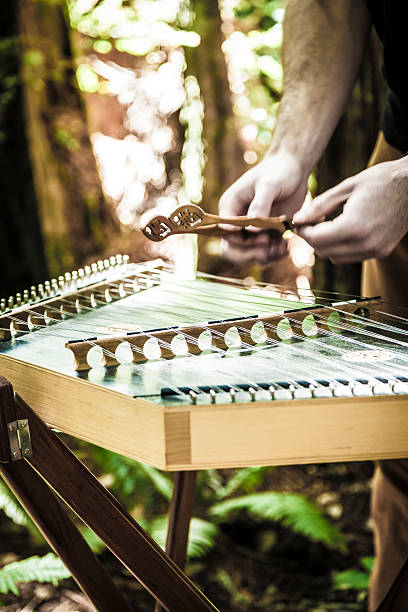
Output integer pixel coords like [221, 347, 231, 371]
[183, 395, 408, 470]
[0, 354, 166, 468]
[164, 412, 191, 467]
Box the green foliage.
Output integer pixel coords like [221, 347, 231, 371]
[87, 445, 172, 506]
[0, 553, 70, 596]
[334, 556, 375, 591]
[148, 515, 218, 559]
[210, 492, 347, 553]
[0, 480, 29, 527]
[55, 127, 79, 151]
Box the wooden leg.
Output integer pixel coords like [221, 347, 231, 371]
[0, 461, 133, 612]
[155, 471, 198, 612]
[8, 392, 218, 612]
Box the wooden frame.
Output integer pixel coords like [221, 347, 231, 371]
[1, 353, 408, 471]
[0, 376, 218, 612]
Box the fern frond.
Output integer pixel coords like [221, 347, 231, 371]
[0, 479, 29, 527]
[0, 553, 70, 596]
[139, 464, 172, 501]
[210, 492, 346, 552]
[215, 466, 273, 499]
[148, 515, 218, 559]
[333, 569, 370, 590]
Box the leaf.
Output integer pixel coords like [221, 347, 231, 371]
[361, 556, 375, 572]
[333, 569, 370, 591]
[148, 516, 218, 559]
[80, 527, 106, 555]
[216, 466, 273, 499]
[210, 492, 347, 552]
[0, 553, 70, 596]
[0, 479, 29, 527]
[139, 464, 173, 501]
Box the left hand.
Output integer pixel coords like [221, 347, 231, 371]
[293, 158, 408, 264]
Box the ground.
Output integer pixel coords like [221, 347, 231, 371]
[0, 461, 374, 612]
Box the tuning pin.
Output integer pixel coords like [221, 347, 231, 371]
[97, 260, 104, 272]
[44, 281, 51, 296]
[30, 288, 37, 302]
[7, 296, 14, 309]
[37, 284, 44, 298]
[115, 254, 123, 265]
[15, 293, 22, 306]
[58, 275, 65, 290]
[51, 279, 58, 294]
[103, 259, 110, 270]
[85, 265, 92, 277]
[23, 289, 29, 303]
[65, 272, 72, 285]
[123, 255, 129, 266]
[91, 263, 98, 275]
[72, 271, 78, 285]
[0, 299, 6, 313]
[110, 256, 116, 267]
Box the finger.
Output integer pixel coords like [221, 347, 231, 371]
[220, 238, 270, 265]
[222, 231, 270, 248]
[247, 181, 279, 218]
[219, 175, 254, 218]
[268, 238, 288, 260]
[293, 178, 354, 224]
[296, 214, 359, 249]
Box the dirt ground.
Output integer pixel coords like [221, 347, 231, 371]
[0, 461, 374, 612]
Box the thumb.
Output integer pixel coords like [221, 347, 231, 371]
[293, 180, 354, 225]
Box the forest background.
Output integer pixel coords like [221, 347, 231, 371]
[0, 0, 387, 610]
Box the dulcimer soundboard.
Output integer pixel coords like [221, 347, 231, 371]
[0, 256, 407, 470]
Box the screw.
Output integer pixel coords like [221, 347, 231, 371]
[12, 451, 18, 457]
[24, 448, 31, 455]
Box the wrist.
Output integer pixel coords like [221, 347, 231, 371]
[263, 144, 311, 182]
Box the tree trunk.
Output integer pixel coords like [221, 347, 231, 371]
[186, 0, 245, 273]
[0, 3, 48, 298]
[314, 34, 387, 296]
[18, 0, 116, 278]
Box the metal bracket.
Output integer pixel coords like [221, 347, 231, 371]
[7, 419, 33, 461]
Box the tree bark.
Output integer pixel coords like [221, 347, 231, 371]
[0, 3, 48, 298]
[18, 0, 116, 278]
[186, 0, 245, 273]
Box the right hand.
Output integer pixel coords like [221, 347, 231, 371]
[219, 152, 308, 265]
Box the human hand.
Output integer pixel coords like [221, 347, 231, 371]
[219, 152, 308, 264]
[293, 159, 408, 264]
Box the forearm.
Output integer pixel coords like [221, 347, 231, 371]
[268, 0, 371, 175]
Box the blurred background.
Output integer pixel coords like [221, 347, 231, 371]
[0, 1, 387, 610]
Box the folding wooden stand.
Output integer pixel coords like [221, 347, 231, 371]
[0, 376, 218, 612]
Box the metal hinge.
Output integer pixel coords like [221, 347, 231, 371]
[7, 419, 33, 461]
